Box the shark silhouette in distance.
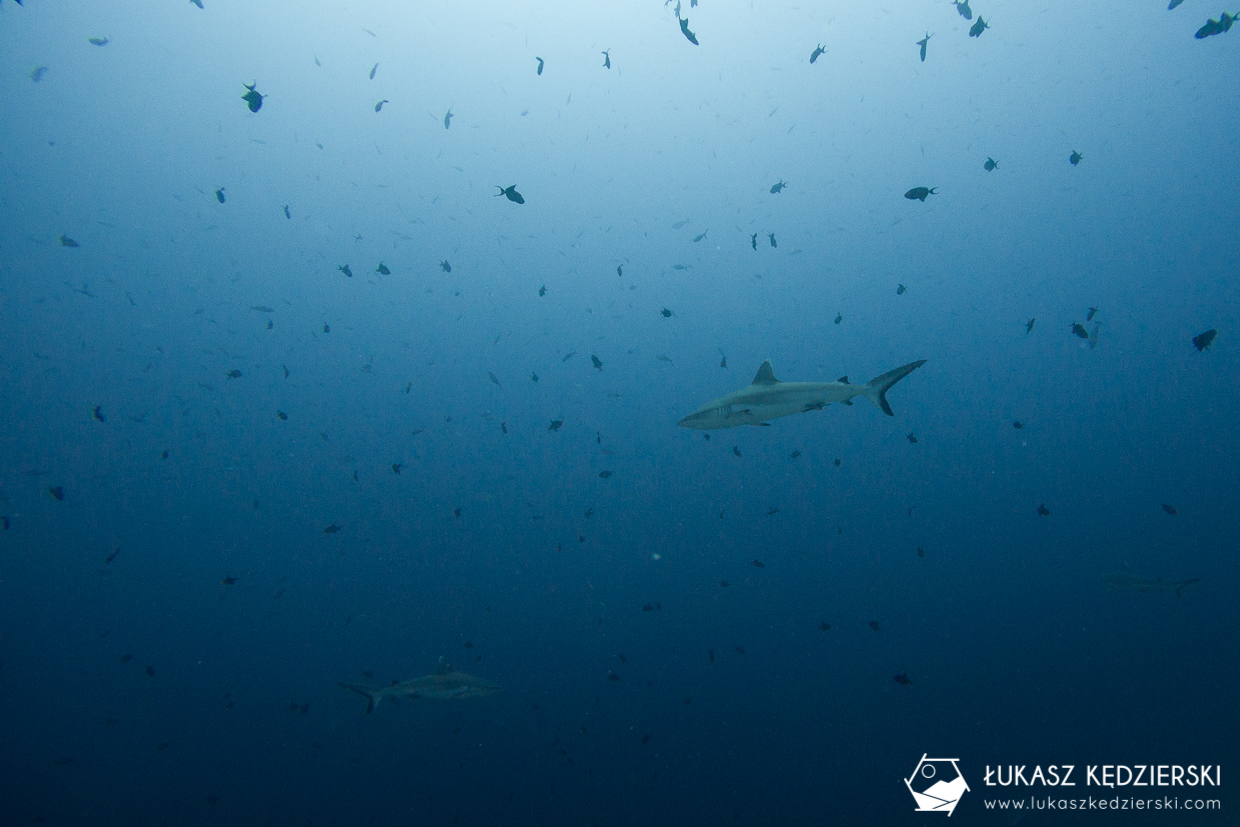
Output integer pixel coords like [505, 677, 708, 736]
[678, 359, 926, 430]
[1100, 565, 1202, 598]
[339, 659, 500, 713]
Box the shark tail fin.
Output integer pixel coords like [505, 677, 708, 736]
[339, 683, 383, 714]
[861, 360, 927, 416]
[1174, 578, 1202, 598]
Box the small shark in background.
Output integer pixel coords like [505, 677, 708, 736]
[678, 359, 926, 430]
[1100, 565, 1202, 598]
[339, 659, 500, 713]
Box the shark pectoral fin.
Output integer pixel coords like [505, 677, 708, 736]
[755, 422, 772, 426]
[339, 683, 382, 714]
[862, 359, 927, 416]
[1175, 578, 1202, 598]
[841, 399, 853, 406]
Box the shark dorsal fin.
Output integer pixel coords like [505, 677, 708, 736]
[837, 375, 850, 384]
[436, 657, 451, 675]
[751, 360, 780, 386]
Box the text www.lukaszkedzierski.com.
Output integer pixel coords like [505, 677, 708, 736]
[983, 796, 1221, 812]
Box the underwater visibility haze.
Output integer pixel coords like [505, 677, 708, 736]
[1, 0, 1238, 824]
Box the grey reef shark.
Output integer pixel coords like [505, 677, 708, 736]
[678, 358, 926, 430]
[1100, 565, 1202, 598]
[339, 659, 500, 713]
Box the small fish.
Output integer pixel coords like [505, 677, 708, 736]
[1162, 504, 1178, 515]
[770, 179, 787, 194]
[276, 411, 287, 420]
[693, 229, 708, 242]
[679, 16, 699, 45]
[563, 352, 576, 362]
[661, 308, 674, 318]
[536, 57, 544, 75]
[720, 355, 727, 368]
[437, 260, 452, 273]
[894, 672, 913, 686]
[1169, 0, 1184, 7]
[444, 109, 453, 129]
[376, 262, 390, 275]
[984, 157, 997, 171]
[642, 602, 660, 612]
[904, 186, 938, 201]
[221, 576, 237, 585]
[591, 355, 603, 371]
[241, 82, 264, 113]
[89, 37, 109, 46]
[338, 264, 353, 278]
[834, 458, 841, 466]
[752, 559, 766, 568]
[601, 49, 611, 69]
[1071, 322, 1089, 339]
[214, 188, 226, 203]
[374, 99, 388, 112]
[190, 0, 203, 7]
[656, 355, 673, 364]
[323, 524, 342, 533]
[548, 419, 563, 431]
[391, 463, 402, 474]
[769, 232, 777, 248]
[1037, 504, 1050, 517]
[453, 508, 462, 518]
[834, 313, 842, 324]
[616, 264, 623, 277]
[369, 62, 378, 80]
[896, 283, 906, 295]
[282, 204, 291, 219]
[732, 446, 742, 457]
[1070, 150, 1083, 166]
[488, 371, 501, 386]
[1026, 317, 1036, 333]
[1193, 329, 1217, 351]
[226, 369, 242, 379]
[48, 486, 65, 501]
[751, 233, 758, 250]
[969, 16, 989, 37]
[790, 450, 801, 459]
[120, 653, 133, 663]
[58, 234, 79, 247]
[105, 547, 119, 564]
[907, 432, 918, 444]
[917, 547, 925, 558]
[868, 621, 880, 631]
[92, 405, 105, 422]
[1196, 13, 1236, 38]
[501, 422, 507, 433]
[1013, 421, 1023, 429]
[282, 365, 289, 378]
[1086, 307, 1098, 321]
[585, 507, 595, 519]
[672, 264, 689, 270]
[538, 285, 546, 296]
[735, 646, 746, 655]
[952, 0, 972, 19]
[599, 470, 612, 478]
[766, 507, 779, 516]
[917, 32, 931, 62]
[810, 44, 826, 63]
[29, 66, 48, 83]
[494, 185, 525, 204]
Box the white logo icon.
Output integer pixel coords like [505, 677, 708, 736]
[905, 754, 969, 816]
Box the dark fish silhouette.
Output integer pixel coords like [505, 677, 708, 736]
[214, 188, 226, 203]
[969, 16, 989, 37]
[693, 229, 708, 242]
[661, 308, 674, 318]
[907, 432, 918, 444]
[488, 371, 501, 386]
[536, 57, 544, 75]
[89, 37, 109, 46]
[374, 99, 388, 112]
[894, 672, 913, 686]
[276, 411, 287, 420]
[904, 186, 937, 201]
[29, 65, 47, 82]
[1162, 504, 1178, 515]
[751, 233, 758, 250]
[984, 157, 998, 171]
[92, 405, 105, 422]
[391, 463, 402, 474]
[601, 49, 611, 68]
[1195, 13, 1236, 38]
[1037, 504, 1050, 516]
[494, 185, 525, 204]
[190, 0, 203, 7]
[221, 576, 237, 585]
[1169, 0, 1184, 6]
[869, 621, 880, 631]
[834, 313, 842, 324]
[766, 508, 779, 516]
[1086, 307, 1098, 321]
[917, 33, 931, 61]
[531, 371, 538, 382]
[897, 284, 906, 295]
[1192, 329, 1217, 351]
[548, 419, 563, 431]
[752, 559, 766, 567]
[591, 355, 603, 371]
[338, 264, 353, 277]
[810, 44, 826, 63]
[598, 470, 612, 478]
[226, 369, 242, 379]
[2, 515, 14, 530]
[917, 547, 926, 558]
[241, 82, 264, 113]
[769, 232, 777, 247]
[1013, 421, 1024, 429]
[369, 62, 378, 80]
[790, 450, 801, 458]
[1026, 317, 1036, 333]
[323, 524, 342, 533]
[770, 179, 787, 194]
[1070, 150, 1083, 166]
[617, 264, 623, 277]
[58, 234, 79, 247]
[48, 486, 65, 501]
[538, 285, 546, 296]
[282, 204, 291, 218]
[819, 622, 831, 631]
[444, 109, 453, 129]
[439, 260, 451, 272]
[679, 16, 699, 45]
[952, 0, 972, 19]
[375, 262, 390, 275]
[1071, 322, 1089, 339]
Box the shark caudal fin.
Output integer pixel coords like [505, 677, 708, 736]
[861, 360, 927, 416]
[339, 683, 384, 714]
[1173, 578, 1203, 598]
